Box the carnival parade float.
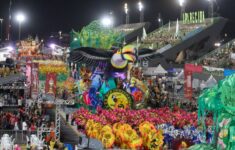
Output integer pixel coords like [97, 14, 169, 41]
[3, 21, 218, 150]
[67, 20, 216, 149]
[12, 36, 74, 148]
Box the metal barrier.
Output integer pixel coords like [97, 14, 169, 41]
[0, 130, 37, 144]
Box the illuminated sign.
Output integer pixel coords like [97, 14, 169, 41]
[183, 11, 205, 24]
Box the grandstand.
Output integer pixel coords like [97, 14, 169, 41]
[136, 17, 227, 69]
[138, 19, 213, 50]
[114, 22, 150, 43]
[193, 39, 235, 69]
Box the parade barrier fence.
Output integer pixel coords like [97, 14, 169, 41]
[0, 130, 37, 144]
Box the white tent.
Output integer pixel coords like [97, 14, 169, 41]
[143, 64, 167, 76]
[205, 75, 217, 88]
[156, 64, 167, 74]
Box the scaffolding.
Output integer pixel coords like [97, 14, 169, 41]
[37, 99, 75, 141]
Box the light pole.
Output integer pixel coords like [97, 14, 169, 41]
[15, 12, 26, 41]
[124, 3, 129, 24]
[178, 0, 185, 20]
[207, 0, 214, 18]
[0, 18, 3, 41]
[138, 1, 144, 22]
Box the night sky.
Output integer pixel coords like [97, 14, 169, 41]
[0, 0, 235, 40]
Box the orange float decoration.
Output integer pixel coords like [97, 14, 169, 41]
[17, 38, 41, 58]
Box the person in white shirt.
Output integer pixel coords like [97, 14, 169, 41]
[22, 121, 28, 135]
[14, 122, 19, 131]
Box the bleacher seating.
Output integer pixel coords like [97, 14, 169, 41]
[193, 39, 235, 68]
[137, 18, 215, 50]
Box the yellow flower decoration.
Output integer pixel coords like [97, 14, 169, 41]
[128, 135, 143, 149]
[85, 119, 94, 129]
[145, 130, 164, 150]
[139, 122, 157, 138]
[101, 131, 115, 149]
[121, 129, 137, 142]
[113, 122, 122, 134]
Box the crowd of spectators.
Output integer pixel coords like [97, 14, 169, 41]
[0, 93, 23, 107]
[139, 20, 211, 50]
[0, 102, 47, 132]
[197, 41, 235, 69]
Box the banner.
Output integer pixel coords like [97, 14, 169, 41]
[31, 63, 39, 99]
[185, 64, 203, 72]
[184, 64, 203, 100]
[45, 73, 57, 96]
[184, 71, 192, 99]
[183, 11, 205, 24]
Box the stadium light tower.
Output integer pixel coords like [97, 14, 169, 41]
[207, 0, 214, 18]
[101, 16, 113, 27]
[178, 0, 186, 20]
[124, 3, 129, 24]
[15, 12, 26, 40]
[138, 1, 144, 22]
[0, 18, 3, 41]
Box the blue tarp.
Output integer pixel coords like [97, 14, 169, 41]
[167, 68, 176, 73]
[224, 69, 235, 76]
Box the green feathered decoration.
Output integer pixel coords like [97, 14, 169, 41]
[70, 20, 124, 50]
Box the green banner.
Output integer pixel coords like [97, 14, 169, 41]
[183, 11, 205, 24]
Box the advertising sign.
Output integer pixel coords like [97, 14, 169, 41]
[183, 11, 205, 24]
[184, 64, 203, 100]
